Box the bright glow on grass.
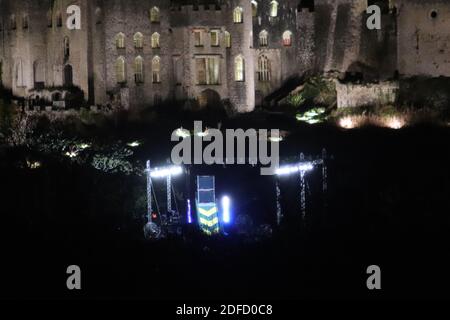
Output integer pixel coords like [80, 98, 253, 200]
[339, 117, 356, 129]
[385, 117, 405, 130]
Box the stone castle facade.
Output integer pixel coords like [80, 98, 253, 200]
[0, 0, 449, 111]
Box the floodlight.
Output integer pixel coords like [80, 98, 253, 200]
[221, 196, 231, 224]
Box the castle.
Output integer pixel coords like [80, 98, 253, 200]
[0, 0, 449, 112]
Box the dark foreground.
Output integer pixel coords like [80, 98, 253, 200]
[0, 124, 449, 300]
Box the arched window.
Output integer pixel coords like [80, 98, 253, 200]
[152, 56, 161, 83]
[134, 56, 144, 83]
[258, 55, 271, 82]
[150, 7, 160, 23]
[33, 60, 45, 85]
[63, 36, 70, 58]
[233, 7, 243, 23]
[22, 14, 29, 29]
[56, 11, 62, 27]
[95, 8, 102, 24]
[63, 65, 73, 87]
[282, 30, 293, 46]
[0, 59, 3, 87]
[270, 1, 279, 17]
[134, 32, 144, 49]
[224, 31, 231, 48]
[210, 30, 220, 47]
[10, 15, 16, 30]
[0, 60, 3, 86]
[259, 30, 268, 47]
[151, 32, 160, 48]
[15, 59, 24, 87]
[116, 33, 125, 49]
[47, 10, 53, 27]
[116, 57, 126, 83]
[251, 1, 258, 17]
[235, 55, 245, 82]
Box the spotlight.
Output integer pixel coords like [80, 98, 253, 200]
[221, 196, 231, 224]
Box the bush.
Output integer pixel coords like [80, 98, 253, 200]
[284, 76, 337, 111]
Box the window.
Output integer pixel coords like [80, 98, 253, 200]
[10, 15, 16, 30]
[154, 94, 162, 105]
[22, 15, 29, 29]
[116, 57, 126, 83]
[134, 32, 143, 49]
[270, 1, 279, 17]
[95, 8, 102, 24]
[224, 31, 231, 48]
[152, 56, 161, 83]
[151, 32, 160, 48]
[196, 57, 220, 85]
[258, 55, 271, 82]
[251, 1, 258, 17]
[282, 30, 293, 46]
[210, 30, 220, 47]
[235, 55, 245, 82]
[116, 33, 125, 49]
[15, 59, 24, 87]
[194, 30, 203, 47]
[47, 10, 53, 27]
[56, 11, 62, 27]
[150, 7, 160, 23]
[63, 37, 70, 59]
[259, 30, 268, 47]
[134, 56, 144, 83]
[233, 7, 243, 23]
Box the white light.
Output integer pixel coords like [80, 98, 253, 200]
[175, 128, 191, 139]
[78, 143, 91, 150]
[386, 117, 405, 130]
[150, 166, 183, 178]
[196, 129, 210, 137]
[298, 163, 314, 172]
[269, 136, 284, 143]
[27, 161, 42, 169]
[221, 196, 231, 224]
[127, 141, 141, 148]
[275, 163, 314, 176]
[339, 117, 356, 129]
[65, 151, 78, 158]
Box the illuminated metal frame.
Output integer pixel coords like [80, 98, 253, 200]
[275, 150, 328, 224]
